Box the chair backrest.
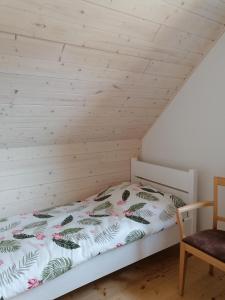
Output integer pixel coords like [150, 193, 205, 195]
[213, 177, 225, 229]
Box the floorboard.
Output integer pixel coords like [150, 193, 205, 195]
[59, 245, 225, 300]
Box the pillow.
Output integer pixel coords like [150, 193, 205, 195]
[141, 185, 186, 208]
[93, 182, 186, 206]
[134, 183, 185, 207]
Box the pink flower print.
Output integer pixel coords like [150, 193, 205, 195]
[123, 210, 133, 217]
[35, 233, 46, 240]
[116, 243, 123, 248]
[116, 200, 125, 206]
[28, 279, 41, 289]
[53, 224, 63, 229]
[0, 236, 5, 241]
[0, 259, 4, 266]
[52, 233, 63, 240]
[111, 211, 119, 217]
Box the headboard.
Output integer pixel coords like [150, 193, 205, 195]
[131, 158, 198, 233]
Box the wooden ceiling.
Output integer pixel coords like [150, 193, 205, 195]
[0, 0, 225, 148]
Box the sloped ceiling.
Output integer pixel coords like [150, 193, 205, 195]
[0, 0, 225, 148]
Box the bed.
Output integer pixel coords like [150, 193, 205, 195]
[1, 159, 197, 300]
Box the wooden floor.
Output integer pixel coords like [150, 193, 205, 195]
[59, 245, 225, 300]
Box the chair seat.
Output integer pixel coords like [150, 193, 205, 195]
[183, 229, 225, 262]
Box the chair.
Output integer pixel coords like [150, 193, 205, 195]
[177, 176, 225, 296]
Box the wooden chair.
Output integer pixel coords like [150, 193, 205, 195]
[177, 176, 225, 296]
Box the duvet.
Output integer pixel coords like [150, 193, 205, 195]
[0, 182, 185, 299]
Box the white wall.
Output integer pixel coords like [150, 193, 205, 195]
[141, 33, 225, 230]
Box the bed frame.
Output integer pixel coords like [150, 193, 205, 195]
[13, 159, 198, 300]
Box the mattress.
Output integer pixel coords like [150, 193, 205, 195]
[0, 182, 185, 299]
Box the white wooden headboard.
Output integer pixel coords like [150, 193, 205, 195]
[131, 158, 198, 233]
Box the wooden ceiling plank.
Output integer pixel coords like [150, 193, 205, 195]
[84, 0, 225, 38]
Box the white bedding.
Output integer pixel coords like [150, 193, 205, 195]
[0, 182, 185, 299]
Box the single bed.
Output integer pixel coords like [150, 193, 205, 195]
[1, 159, 197, 300]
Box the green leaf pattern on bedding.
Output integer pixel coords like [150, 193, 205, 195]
[0, 222, 21, 233]
[53, 238, 80, 250]
[126, 215, 150, 224]
[93, 201, 113, 212]
[0, 218, 7, 223]
[74, 232, 90, 241]
[23, 221, 47, 230]
[61, 215, 73, 226]
[94, 194, 112, 202]
[78, 218, 102, 225]
[122, 190, 130, 201]
[0, 240, 21, 253]
[13, 233, 35, 239]
[0, 181, 185, 300]
[42, 257, 72, 282]
[136, 191, 159, 201]
[59, 228, 83, 236]
[97, 186, 111, 197]
[0, 251, 39, 287]
[127, 203, 146, 212]
[94, 223, 120, 244]
[125, 230, 145, 244]
[33, 213, 53, 219]
[171, 195, 186, 208]
[89, 213, 111, 217]
[135, 209, 154, 219]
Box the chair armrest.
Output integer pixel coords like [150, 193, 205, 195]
[177, 201, 213, 239]
[178, 201, 214, 214]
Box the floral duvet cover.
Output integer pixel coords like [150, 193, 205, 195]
[0, 182, 185, 299]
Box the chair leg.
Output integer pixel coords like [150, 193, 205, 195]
[179, 243, 188, 296]
[209, 264, 214, 276]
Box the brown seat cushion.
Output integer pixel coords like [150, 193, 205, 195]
[183, 229, 225, 262]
